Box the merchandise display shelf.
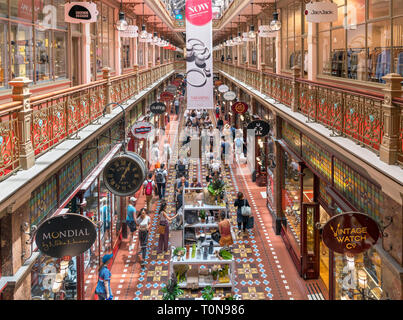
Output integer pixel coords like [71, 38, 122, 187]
[184, 222, 219, 228]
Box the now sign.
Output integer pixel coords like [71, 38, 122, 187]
[186, 0, 212, 26]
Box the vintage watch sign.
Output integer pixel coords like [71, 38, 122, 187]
[65, 2, 98, 23]
[159, 91, 175, 101]
[103, 152, 146, 196]
[305, 2, 338, 23]
[223, 91, 236, 101]
[247, 120, 271, 137]
[150, 102, 167, 114]
[322, 212, 381, 255]
[166, 85, 177, 94]
[131, 121, 155, 139]
[231, 102, 248, 114]
[218, 84, 229, 93]
[35, 214, 97, 258]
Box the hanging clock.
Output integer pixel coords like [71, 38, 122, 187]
[103, 151, 146, 196]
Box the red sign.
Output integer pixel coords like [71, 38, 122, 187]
[322, 212, 381, 255]
[160, 91, 174, 101]
[231, 102, 248, 114]
[186, 0, 212, 26]
[172, 80, 181, 87]
[214, 80, 223, 87]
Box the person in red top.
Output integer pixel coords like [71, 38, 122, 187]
[218, 212, 233, 249]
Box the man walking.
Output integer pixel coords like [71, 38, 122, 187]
[174, 98, 180, 115]
[155, 163, 168, 199]
[126, 197, 137, 247]
[143, 172, 156, 212]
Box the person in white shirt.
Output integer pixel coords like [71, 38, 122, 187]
[135, 208, 151, 266]
[163, 140, 172, 163]
[143, 172, 156, 213]
[155, 163, 168, 199]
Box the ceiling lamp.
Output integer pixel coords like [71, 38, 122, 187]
[139, 2, 148, 41]
[153, 32, 160, 45]
[270, 0, 281, 31]
[248, 2, 255, 38]
[234, 15, 242, 45]
[116, 0, 128, 31]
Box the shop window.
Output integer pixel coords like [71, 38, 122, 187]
[108, 7, 115, 70]
[319, 206, 331, 290]
[101, 5, 109, 69]
[31, 255, 77, 300]
[35, 30, 51, 82]
[0, 22, 8, 88]
[99, 175, 113, 253]
[334, 248, 382, 300]
[282, 151, 301, 256]
[368, 0, 390, 20]
[241, 42, 247, 63]
[250, 40, 257, 65]
[54, 31, 67, 79]
[393, 17, 403, 78]
[10, 23, 33, 81]
[139, 42, 145, 66]
[393, 0, 403, 16]
[0, 0, 7, 18]
[346, 0, 365, 27]
[121, 37, 131, 70]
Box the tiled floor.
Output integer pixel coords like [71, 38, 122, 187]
[103, 108, 328, 300]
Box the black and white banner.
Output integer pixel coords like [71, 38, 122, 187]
[185, 0, 213, 109]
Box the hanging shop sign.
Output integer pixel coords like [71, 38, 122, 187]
[247, 120, 271, 137]
[103, 152, 146, 196]
[120, 25, 139, 38]
[131, 121, 155, 139]
[150, 102, 167, 114]
[258, 25, 276, 38]
[223, 91, 236, 101]
[322, 212, 381, 255]
[35, 213, 97, 258]
[231, 101, 248, 114]
[218, 84, 229, 93]
[64, 2, 98, 23]
[214, 80, 223, 87]
[305, 2, 338, 23]
[186, 0, 213, 109]
[159, 91, 175, 101]
[166, 85, 178, 93]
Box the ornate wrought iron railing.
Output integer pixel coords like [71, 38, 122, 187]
[0, 62, 174, 181]
[216, 61, 403, 166]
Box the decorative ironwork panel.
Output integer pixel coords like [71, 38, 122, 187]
[59, 156, 81, 203]
[281, 121, 301, 153]
[333, 158, 382, 222]
[316, 86, 343, 129]
[301, 135, 332, 181]
[0, 111, 20, 180]
[30, 175, 57, 227]
[298, 82, 317, 120]
[280, 78, 292, 106]
[67, 92, 90, 135]
[89, 85, 106, 121]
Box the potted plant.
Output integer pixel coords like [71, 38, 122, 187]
[211, 265, 219, 281]
[162, 275, 184, 300]
[201, 285, 215, 300]
[199, 210, 206, 223]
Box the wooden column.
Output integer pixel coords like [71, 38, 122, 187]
[291, 65, 301, 113]
[102, 67, 112, 114]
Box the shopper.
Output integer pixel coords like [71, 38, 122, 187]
[163, 140, 172, 164]
[174, 98, 180, 114]
[234, 192, 251, 236]
[95, 253, 113, 300]
[126, 197, 137, 243]
[136, 208, 151, 266]
[217, 116, 224, 131]
[155, 163, 168, 199]
[157, 200, 178, 254]
[190, 176, 202, 189]
[218, 212, 234, 249]
[143, 172, 156, 213]
[176, 175, 189, 210]
[215, 105, 220, 120]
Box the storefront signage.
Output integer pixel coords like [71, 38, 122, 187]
[120, 25, 139, 38]
[305, 2, 338, 23]
[35, 213, 97, 258]
[64, 2, 98, 23]
[150, 102, 166, 114]
[103, 152, 146, 196]
[223, 91, 236, 101]
[218, 84, 229, 93]
[322, 212, 381, 255]
[231, 102, 248, 114]
[131, 121, 155, 139]
[160, 91, 175, 101]
[247, 120, 271, 137]
[214, 80, 223, 87]
[258, 25, 276, 38]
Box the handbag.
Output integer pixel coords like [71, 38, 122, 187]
[158, 220, 167, 234]
[241, 200, 252, 216]
[211, 231, 221, 243]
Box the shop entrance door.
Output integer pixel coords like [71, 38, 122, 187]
[71, 37, 81, 86]
[301, 202, 320, 279]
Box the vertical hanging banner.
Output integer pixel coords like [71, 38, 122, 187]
[185, 0, 213, 109]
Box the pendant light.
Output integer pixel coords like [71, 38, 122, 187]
[270, 0, 281, 31]
[234, 15, 242, 45]
[116, 0, 128, 31]
[248, 3, 256, 39]
[139, 2, 148, 41]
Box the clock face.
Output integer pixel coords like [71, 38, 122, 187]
[103, 154, 145, 196]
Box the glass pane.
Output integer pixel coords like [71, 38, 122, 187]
[54, 31, 67, 79]
[281, 7, 287, 40]
[306, 206, 315, 254]
[393, 17, 403, 77]
[319, 22, 331, 32]
[109, 7, 115, 71]
[35, 30, 52, 81]
[0, 22, 8, 87]
[102, 5, 108, 69]
[333, 4, 346, 27]
[346, 0, 365, 27]
[393, 0, 403, 16]
[295, 2, 302, 37]
[319, 206, 330, 290]
[347, 24, 365, 80]
[367, 20, 391, 82]
[331, 28, 346, 78]
[10, 23, 33, 80]
[0, 0, 7, 18]
[100, 175, 113, 253]
[282, 38, 287, 70]
[319, 31, 332, 75]
[288, 5, 294, 37]
[282, 151, 301, 256]
[287, 38, 295, 69]
[11, 0, 34, 22]
[251, 40, 257, 65]
[55, 0, 68, 30]
[368, 0, 390, 19]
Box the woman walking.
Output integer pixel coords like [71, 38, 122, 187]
[157, 201, 179, 254]
[218, 212, 234, 250]
[95, 253, 113, 300]
[136, 208, 151, 266]
[234, 192, 250, 237]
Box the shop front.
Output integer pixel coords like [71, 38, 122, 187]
[273, 119, 385, 299]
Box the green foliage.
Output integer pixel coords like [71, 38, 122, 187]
[201, 285, 215, 300]
[162, 275, 184, 300]
[199, 210, 206, 219]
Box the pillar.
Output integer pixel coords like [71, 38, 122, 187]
[307, 22, 317, 81]
[291, 65, 300, 113]
[102, 67, 112, 114]
[9, 77, 35, 170]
